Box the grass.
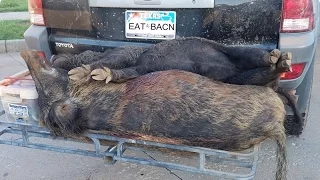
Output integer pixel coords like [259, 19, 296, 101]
[0, 0, 28, 13]
[0, 20, 30, 40]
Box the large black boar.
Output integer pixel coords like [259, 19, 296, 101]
[67, 37, 291, 88]
[22, 50, 287, 180]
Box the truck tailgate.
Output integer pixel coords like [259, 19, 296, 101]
[42, 0, 282, 53]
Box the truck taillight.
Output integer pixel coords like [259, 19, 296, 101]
[280, 63, 305, 80]
[28, 0, 45, 26]
[281, 0, 314, 33]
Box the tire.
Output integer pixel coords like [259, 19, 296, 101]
[284, 56, 315, 135]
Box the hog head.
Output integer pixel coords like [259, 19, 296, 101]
[20, 50, 70, 135]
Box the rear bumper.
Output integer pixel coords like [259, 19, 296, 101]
[278, 28, 318, 90]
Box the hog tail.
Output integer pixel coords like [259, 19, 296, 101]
[276, 87, 303, 135]
[274, 131, 287, 180]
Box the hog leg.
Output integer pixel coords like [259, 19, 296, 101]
[223, 47, 287, 70]
[225, 67, 280, 88]
[91, 67, 140, 84]
[51, 50, 111, 71]
[225, 51, 292, 88]
[68, 47, 144, 81]
[69, 59, 139, 81]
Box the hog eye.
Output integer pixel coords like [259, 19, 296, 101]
[62, 104, 67, 110]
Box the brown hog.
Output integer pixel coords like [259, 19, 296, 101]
[21, 50, 287, 180]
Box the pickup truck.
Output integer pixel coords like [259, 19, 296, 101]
[24, 0, 319, 135]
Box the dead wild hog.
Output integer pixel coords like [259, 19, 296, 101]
[22, 50, 287, 180]
[67, 37, 291, 88]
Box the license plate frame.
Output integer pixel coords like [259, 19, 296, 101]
[125, 10, 176, 40]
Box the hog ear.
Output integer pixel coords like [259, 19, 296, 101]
[47, 100, 82, 136]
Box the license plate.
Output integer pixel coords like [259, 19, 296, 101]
[125, 10, 176, 40]
[8, 104, 29, 117]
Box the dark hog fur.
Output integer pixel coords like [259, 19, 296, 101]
[55, 37, 302, 135]
[68, 37, 280, 84]
[52, 47, 145, 71]
[50, 49, 113, 71]
[22, 50, 287, 180]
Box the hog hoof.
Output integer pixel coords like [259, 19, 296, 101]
[277, 52, 293, 72]
[68, 64, 91, 81]
[269, 49, 282, 64]
[91, 67, 112, 84]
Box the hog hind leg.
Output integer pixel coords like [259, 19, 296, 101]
[225, 67, 279, 87]
[91, 67, 140, 84]
[224, 50, 292, 88]
[223, 46, 285, 70]
[275, 51, 292, 73]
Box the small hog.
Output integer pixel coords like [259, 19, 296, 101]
[22, 50, 287, 180]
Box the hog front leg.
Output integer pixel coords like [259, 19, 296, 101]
[91, 67, 140, 84]
[68, 47, 144, 81]
[68, 58, 141, 81]
[51, 50, 110, 71]
[68, 60, 123, 81]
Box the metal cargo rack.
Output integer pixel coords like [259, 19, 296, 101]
[0, 111, 260, 180]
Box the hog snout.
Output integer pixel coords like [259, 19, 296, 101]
[20, 50, 38, 61]
[21, 50, 52, 71]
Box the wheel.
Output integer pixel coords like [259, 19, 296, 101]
[284, 56, 315, 135]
